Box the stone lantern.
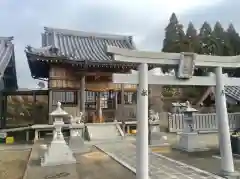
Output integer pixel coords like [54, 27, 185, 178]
[177, 101, 206, 152]
[41, 102, 76, 167]
[182, 101, 198, 133]
[50, 102, 68, 141]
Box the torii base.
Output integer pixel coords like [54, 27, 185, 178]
[219, 170, 240, 179]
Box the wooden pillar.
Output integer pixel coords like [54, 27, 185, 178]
[77, 89, 81, 115]
[80, 76, 85, 120]
[114, 91, 118, 121]
[48, 90, 53, 124]
[96, 92, 103, 123]
[121, 84, 125, 116]
[0, 94, 7, 129]
[121, 84, 125, 132]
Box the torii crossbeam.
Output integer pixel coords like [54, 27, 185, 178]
[107, 46, 240, 179]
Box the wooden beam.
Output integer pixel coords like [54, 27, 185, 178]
[75, 71, 115, 76]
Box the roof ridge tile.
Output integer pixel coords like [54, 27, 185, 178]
[44, 26, 132, 41]
[0, 36, 14, 43]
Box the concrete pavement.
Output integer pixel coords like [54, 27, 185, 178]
[96, 141, 223, 179]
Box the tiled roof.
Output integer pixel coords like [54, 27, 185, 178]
[26, 27, 135, 62]
[198, 86, 240, 105]
[0, 37, 14, 75]
[225, 86, 240, 102]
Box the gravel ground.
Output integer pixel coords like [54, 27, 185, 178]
[0, 149, 30, 179]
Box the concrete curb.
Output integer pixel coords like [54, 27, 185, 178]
[22, 147, 33, 179]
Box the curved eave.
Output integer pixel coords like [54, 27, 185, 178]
[25, 50, 158, 69]
[26, 52, 50, 79]
[25, 50, 81, 63]
[26, 51, 151, 80]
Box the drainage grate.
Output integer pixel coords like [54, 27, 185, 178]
[44, 172, 70, 179]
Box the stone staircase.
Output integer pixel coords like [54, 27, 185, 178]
[86, 123, 123, 141]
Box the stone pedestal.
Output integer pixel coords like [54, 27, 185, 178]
[69, 125, 85, 151]
[69, 115, 88, 153]
[41, 102, 76, 167]
[177, 132, 207, 152]
[151, 125, 160, 133]
[41, 136, 76, 166]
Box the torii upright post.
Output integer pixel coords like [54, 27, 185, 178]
[215, 67, 235, 175]
[136, 63, 149, 179]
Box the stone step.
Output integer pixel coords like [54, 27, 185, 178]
[150, 144, 172, 154]
[86, 124, 121, 141]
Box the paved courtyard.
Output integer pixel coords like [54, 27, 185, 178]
[0, 148, 30, 179]
[23, 141, 135, 179]
[96, 141, 223, 179]
[0, 133, 237, 179]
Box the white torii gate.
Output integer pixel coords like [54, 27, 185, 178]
[107, 46, 240, 179]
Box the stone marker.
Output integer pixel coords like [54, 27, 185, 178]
[41, 102, 76, 167]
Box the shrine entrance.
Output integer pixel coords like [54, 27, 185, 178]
[107, 46, 240, 179]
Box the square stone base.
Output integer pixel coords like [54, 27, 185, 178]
[41, 139, 76, 167]
[177, 132, 209, 152]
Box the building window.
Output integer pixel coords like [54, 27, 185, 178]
[85, 91, 96, 109]
[100, 91, 109, 108]
[117, 92, 137, 104]
[52, 91, 77, 105]
[85, 91, 115, 109]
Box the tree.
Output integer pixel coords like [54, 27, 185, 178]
[226, 23, 240, 76]
[193, 22, 215, 76]
[227, 23, 240, 55]
[212, 21, 232, 56]
[162, 13, 185, 53]
[198, 21, 217, 55]
[185, 22, 199, 52]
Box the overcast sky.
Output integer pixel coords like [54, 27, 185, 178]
[0, 0, 236, 88]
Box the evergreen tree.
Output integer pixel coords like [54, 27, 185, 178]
[185, 22, 199, 52]
[198, 21, 216, 55]
[227, 23, 240, 55]
[226, 23, 240, 76]
[212, 21, 232, 56]
[162, 13, 185, 53]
